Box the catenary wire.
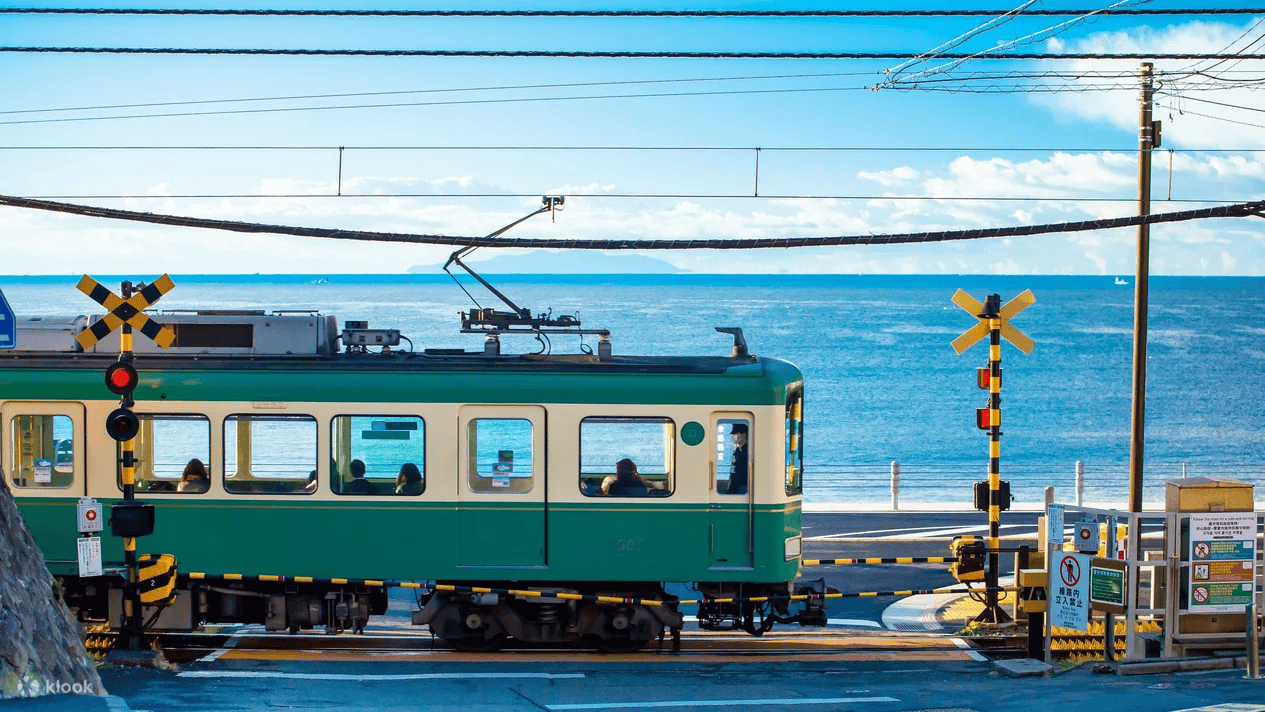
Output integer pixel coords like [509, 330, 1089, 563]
[0, 48, 1254, 59]
[8, 194, 1248, 204]
[3, 8, 1263, 16]
[3, 145, 1260, 152]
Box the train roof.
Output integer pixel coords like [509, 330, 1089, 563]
[0, 310, 803, 405]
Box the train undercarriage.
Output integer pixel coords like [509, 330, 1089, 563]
[61, 576, 833, 651]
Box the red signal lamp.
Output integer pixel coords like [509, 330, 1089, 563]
[976, 368, 1001, 389]
[104, 361, 139, 396]
[976, 408, 993, 430]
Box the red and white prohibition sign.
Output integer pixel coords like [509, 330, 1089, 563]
[1060, 554, 1082, 588]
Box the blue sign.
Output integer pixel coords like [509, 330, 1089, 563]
[0, 287, 14, 350]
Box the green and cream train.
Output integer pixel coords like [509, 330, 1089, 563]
[2, 308, 812, 650]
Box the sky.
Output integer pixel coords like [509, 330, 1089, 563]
[1, 1, 1263, 275]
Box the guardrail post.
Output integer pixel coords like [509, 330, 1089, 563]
[1075, 460, 1085, 506]
[1044, 486, 1054, 507]
[890, 461, 900, 511]
[1248, 602, 1261, 679]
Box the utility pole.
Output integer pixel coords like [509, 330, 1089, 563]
[1127, 62, 1159, 515]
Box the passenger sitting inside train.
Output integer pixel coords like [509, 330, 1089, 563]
[177, 459, 210, 493]
[345, 459, 377, 494]
[395, 462, 423, 495]
[600, 458, 663, 497]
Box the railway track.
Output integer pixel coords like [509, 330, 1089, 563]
[93, 628, 1028, 663]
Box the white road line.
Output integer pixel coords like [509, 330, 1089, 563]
[547, 697, 899, 710]
[950, 637, 989, 662]
[682, 614, 881, 629]
[178, 671, 586, 681]
[826, 618, 883, 628]
[195, 627, 251, 664]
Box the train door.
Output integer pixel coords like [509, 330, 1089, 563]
[2, 402, 87, 496]
[456, 405, 546, 568]
[2, 402, 87, 569]
[708, 412, 753, 569]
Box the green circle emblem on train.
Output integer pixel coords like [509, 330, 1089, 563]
[680, 421, 705, 446]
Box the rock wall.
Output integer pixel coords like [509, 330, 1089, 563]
[0, 476, 104, 698]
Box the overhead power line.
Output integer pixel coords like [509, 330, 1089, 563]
[0, 71, 873, 117]
[4, 144, 1258, 152]
[0, 47, 1252, 60]
[0, 193, 1261, 250]
[7, 194, 1247, 204]
[4, 7, 1263, 16]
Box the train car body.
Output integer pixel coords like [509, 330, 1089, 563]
[2, 309, 809, 650]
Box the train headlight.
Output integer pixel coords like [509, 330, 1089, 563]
[784, 535, 802, 560]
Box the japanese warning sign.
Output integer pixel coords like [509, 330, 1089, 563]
[1189, 513, 1258, 613]
[1050, 552, 1092, 632]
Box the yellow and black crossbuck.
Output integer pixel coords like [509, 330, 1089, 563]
[75, 274, 176, 350]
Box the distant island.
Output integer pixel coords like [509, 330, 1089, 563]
[408, 250, 687, 274]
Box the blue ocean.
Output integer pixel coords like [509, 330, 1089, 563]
[2, 273, 1261, 509]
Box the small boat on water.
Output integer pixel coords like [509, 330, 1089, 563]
[1115, 277, 1128, 285]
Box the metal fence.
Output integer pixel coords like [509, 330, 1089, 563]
[803, 461, 1264, 510]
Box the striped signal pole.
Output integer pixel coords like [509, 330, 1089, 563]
[952, 289, 1034, 624]
[981, 294, 1006, 623]
[118, 282, 141, 650]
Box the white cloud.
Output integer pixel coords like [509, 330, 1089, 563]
[857, 166, 920, 186]
[1035, 19, 1265, 150]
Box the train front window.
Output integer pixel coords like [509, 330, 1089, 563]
[467, 418, 533, 494]
[579, 417, 674, 498]
[785, 390, 804, 496]
[118, 414, 211, 495]
[224, 415, 317, 495]
[330, 415, 425, 496]
[8, 414, 74, 489]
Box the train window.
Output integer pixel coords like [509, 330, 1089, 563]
[8, 414, 75, 489]
[467, 418, 533, 494]
[785, 390, 804, 496]
[715, 418, 751, 496]
[330, 415, 425, 496]
[117, 414, 212, 495]
[579, 417, 674, 498]
[223, 415, 317, 495]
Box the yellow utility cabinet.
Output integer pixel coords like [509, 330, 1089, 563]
[1165, 476, 1254, 513]
[1165, 476, 1255, 640]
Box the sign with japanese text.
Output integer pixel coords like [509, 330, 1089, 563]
[1050, 552, 1092, 632]
[1090, 557, 1127, 614]
[1046, 503, 1064, 546]
[1189, 513, 1258, 613]
[77, 536, 102, 578]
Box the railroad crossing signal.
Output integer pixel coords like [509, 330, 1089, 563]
[950, 288, 1036, 625]
[75, 274, 176, 351]
[950, 289, 1035, 355]
[76, 274, 176, 656]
